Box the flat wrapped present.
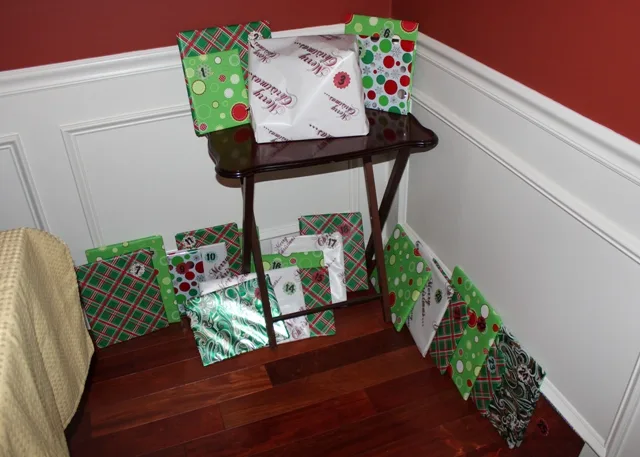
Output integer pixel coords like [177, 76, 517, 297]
[175, 223, 241, 275]
[299, 212, 368, 292]
[85, 235, 179, 322]
[248, 34, 369, 143]
[76, 249, 169, 348]
[167, 249, 206, 315]
[253, 251, 324, 271]
[299, 267, 335, 336]
[185, 277, 288, 366]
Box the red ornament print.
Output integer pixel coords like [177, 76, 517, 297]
[231, 103, 249, 122]
[400, 75, 411, 87]
[384, 80, 398, 95]
[383, 56, 395, 68]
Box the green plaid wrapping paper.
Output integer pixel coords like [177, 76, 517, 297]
[76, 249, 168, 348]
[429, 290, 468, 374]
[299, 213, 368, 292]
[299, 267, 336, 336]
[470, 333, 506, 414]
[175, 223, 242, 275]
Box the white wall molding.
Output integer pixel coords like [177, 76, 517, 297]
[401, 222, 607, 456]
[0, 24, 344, 98]
[0, 133, 49, 230]
[606, 352, 640, 457]
[60, 105, 190, 247]
[416, 34, 640, 189]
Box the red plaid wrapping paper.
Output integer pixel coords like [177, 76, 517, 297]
[175, 223, 241, 275]
[75, 249, 169, 348]
[429, 290, 468, 374]
[470, 336, 506, 414]
[299, 267, 336, 336]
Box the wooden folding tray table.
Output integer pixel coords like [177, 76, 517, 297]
[207, 109, 438, 347]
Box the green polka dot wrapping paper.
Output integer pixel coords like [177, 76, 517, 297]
[176, 21, 271, 135]
[371, 224, 431, 332]
[345, 15, 418, 115]
[182, 50, 251, 134]
[448, 266, 503, 401]
[85, 235, 180, 323]
[167, 249, 206, 316]
[185, 276, 289, 366]
[76, 249, 169, 348]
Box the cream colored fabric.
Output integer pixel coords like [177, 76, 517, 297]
[0, 228, 94, 457]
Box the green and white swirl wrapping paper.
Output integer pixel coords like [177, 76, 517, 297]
[185, 277, 289, 366]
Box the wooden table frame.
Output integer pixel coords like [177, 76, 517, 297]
[207, 110, 437, 348]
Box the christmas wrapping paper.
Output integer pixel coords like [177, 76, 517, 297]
[299, 267, 336, 336]
[487, 326, 546, 448]
[448, 267, 503, 401]
[470, 334, 506, 415]
[344, 15, 418, 115]
[177, 21, 272, 135]
[405, 240, 452, 357]
[76, 249, 169, 348]
[248, 34, 369, 143]
[85, 235, 180, 323]
[185, 277, 289, 366]
[299, 212, 368, 292]
[181, 49, 250, 134]
[199, 242, 230, 280]
[371, 225, 430, 331]
[430, 288, 469, 374]
[252, 251, 324, 272]
[199, 267, 311, 342]
[175, 223, 242, 275]
[271, 232, 346, 303]
[167, 249, 206, 315]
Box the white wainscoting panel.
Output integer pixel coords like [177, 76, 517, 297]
[400, 34, 640, 456]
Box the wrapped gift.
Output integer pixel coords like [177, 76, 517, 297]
[371, 225, 430, 331]
[299, 212, 368, 292]
[175, 223, 241, 275]
[299, 267, 336, 336]
[199, 242, 230, 280]
[448, 267, 503, 401]
[177, 21, 271, 135]
[271, 233, 346, 303]
[405, 240, 452, 357]
[345, 15, 418, 115]
[248, 34, 369, 143]
[430, 287, 469, 374]
[85, 235, 179, 322]
[76, 249, 169, 348]
[199, 266, 310, 342]
[185, 276, 288, 366]
[180, 49, 250, 134]
[167, 249, 206, 315]
[253, 251, 324, 272]
[487, 326, 546, 448]
[470, 335, 506, 415]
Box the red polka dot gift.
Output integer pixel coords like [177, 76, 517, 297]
[345, 15, 419, 115]
[247, 34, 370, 143]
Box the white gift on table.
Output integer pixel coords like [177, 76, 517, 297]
[248, 34, 369, 143]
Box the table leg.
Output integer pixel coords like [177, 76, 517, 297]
[242, 176, 277, 348]
[365, 148, 411, 271]
[362, 156, 391, 323]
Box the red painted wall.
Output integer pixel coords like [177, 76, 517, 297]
[393, 1, 640, 143]
[0, 0, 389, 71]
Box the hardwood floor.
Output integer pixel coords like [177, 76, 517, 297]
[66, 298, 584, 457]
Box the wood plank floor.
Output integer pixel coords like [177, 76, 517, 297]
[66, 298, 584, 457]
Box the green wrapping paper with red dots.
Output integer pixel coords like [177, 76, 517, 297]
[345, 15, 418, 115]
[371, 225, 431, 331]
[251, 252, 324, 272]
[448, 267, 503, 401]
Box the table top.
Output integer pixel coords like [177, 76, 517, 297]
[207, 109, 438, 179]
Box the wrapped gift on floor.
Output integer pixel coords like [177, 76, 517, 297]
[371, 225, 431, 331]
[76, 249, 169, 348]
[253, 251, 325, 272]
[199, 242, 230, 280]
[345, 15, 419, 115]
[271, 233, 346, 303]
[299, 212, 368, 292]
[448, 267, 503, 401]
[405, 240, 452, 357]
[175, 223, 242, 275]
[85, 235, 179, 322]
[470, 333, 506, 415]
[430, 285, 469, 374]
[299, 267, 336, 336]
[248, 34, 369, 143]
[177, 21, 271, 135]
[167, 249, 206, 315]
[185, 276, 288, 366]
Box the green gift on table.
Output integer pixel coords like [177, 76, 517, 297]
[185, 276, 289, 366]
[85, 235, 180, 323]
